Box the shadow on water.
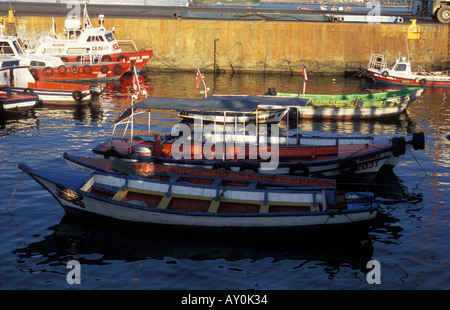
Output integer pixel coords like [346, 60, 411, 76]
[13, 213, 377, 276]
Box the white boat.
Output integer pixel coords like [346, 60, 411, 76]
[366, 52, 450, 88]
[19, 163, 377, 230]
[31, 4, 153, 72]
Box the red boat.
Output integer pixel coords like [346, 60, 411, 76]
[366, 53, 450, 88]
[32, 4, 152, 73]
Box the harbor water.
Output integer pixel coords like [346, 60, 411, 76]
[0, 70, 449, 294]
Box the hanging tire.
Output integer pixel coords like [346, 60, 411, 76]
[43, 67, 54, 77]
[397, 137, 406, 155]
[113, 64, 123, 75]
[100, 65, 109, 74]
[57, 65, 67, 75]
[289, 163, 309, 176]
[70, 65, 79, 74]
[61, 57, 69, 62]
[83, 64, 92, 74]
[72, 90, 83, 102]
[76, 56, 82, 62]
[29, 68, 39, 79]
[212, 163, 230, 171]
[338, 158, 358, 176]
[419, 78, 427, 86]
[117, 55, 127, 62]
[239, 164, 258, 173]
[24, 88, 35, 95]
[392, 137, 400, 157]
[101, 55, 112, 62]
[413, 132, 425, 150]
[381, 71, 389, 77]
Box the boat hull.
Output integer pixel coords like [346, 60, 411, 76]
[19, 164, 377, 230]
[92, 133, 425, 182]
[0, 89, 39, 116]
[366, 69, 450, 88]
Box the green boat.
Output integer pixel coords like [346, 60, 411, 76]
[192, 0, 260, 5]
[269, 87, 424, 120]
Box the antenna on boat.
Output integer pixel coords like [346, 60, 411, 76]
[405, 34, 410, 60]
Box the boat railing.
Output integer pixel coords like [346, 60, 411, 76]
[117, 40, 138, 52]
[368, 53, 388, 70]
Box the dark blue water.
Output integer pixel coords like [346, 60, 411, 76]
[1, 71, 449, 294]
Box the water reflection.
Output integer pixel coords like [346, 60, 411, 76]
[12, 214, 375, 276]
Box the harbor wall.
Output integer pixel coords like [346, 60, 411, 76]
[13, 16, 449, 74]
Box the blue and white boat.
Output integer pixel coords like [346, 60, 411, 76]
[19, 163, 377, 230]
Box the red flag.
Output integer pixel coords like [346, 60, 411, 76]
[302, 63, 308, 81]
[195, 69, 203, 89]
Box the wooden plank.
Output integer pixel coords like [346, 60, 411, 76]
[158, 194, 172, 209]
[112, 189, 128, 201]
[208, 199, 221, 213]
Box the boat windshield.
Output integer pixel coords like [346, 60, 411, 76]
[394, 64, 407, 71]
[105, 32, 116, 42]
[0, 40, 23, 56]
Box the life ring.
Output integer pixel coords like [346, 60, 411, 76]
[58, 65, 67, 75]
[412, 132, 425, 150]
[76, 56, 82, 62]
[113, 64, 123, 75]
[117, 55, 127, 62]
[61, 57, 69, 62]
[70, 65, 79, 74]
[43, 67, 54, 77]
[30, 68, 39, 79]
[419, 78, 427, 86]
[239, 164, 258, 173]
[212, 163, 230, 171]
[101, 55, 112, 62]
[381, 71, 389, 77]
[72, 90, 83, 102]
[392, 136, 406, 157]
[338, 158, 358, 176]
[100, 65, 109, 74]
[289, 163, 310, 176]
[83, 64, 92, 74]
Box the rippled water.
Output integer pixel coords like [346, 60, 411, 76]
[0, 70, 449, 293]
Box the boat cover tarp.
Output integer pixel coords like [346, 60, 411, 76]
[115, 96, 310, 124]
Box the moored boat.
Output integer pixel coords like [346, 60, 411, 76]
[269, 87, 424, 119]
[1, 56, 99, 104]
[19, 163, 377, 230]
[365, 52, 450, 88]
[0, 86, 38, 116]
[31, 4, 153, 72]
[91, 96, 426, 182]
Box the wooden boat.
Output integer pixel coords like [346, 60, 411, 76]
[1, 58, 39, 115]
[18, 163, 377, 230]
[0, 35, 131, 81]
[1, 56, 99, 104]
[270, 87, 424, 119]
[365, 53, 450, 88]
[32, 4, 153, 72]
[0, 86, 38, 116]
[91, 96, 426, 182]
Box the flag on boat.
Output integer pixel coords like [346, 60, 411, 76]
[195, 68, 203, 89]
[302, 63, 308, 81]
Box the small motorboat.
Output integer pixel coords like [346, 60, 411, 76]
[1, 56, 99, 104]
[0, 86, 38, 116]
[365, 52, 450, 88]
[91, 96, 426, 182]
[19, 163, 377, 230]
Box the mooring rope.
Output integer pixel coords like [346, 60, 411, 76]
[6, 170, 23, 210]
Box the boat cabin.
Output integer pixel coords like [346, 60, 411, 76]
[368, 53, 413, 76]
[33, 11, 137, 57]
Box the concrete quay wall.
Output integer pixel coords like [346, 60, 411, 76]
[14, 16, 449, 75]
